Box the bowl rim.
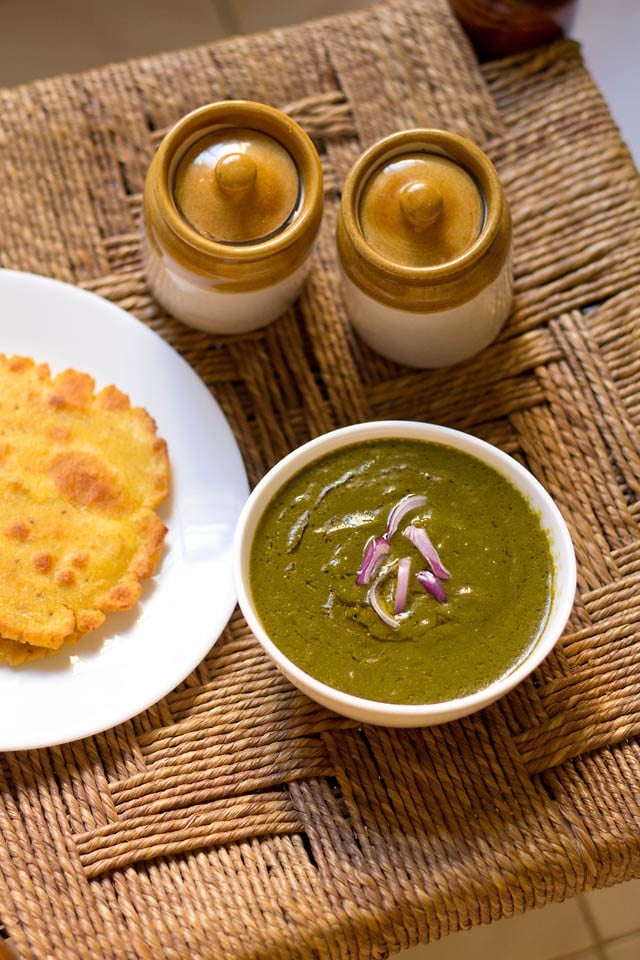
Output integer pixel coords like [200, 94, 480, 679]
[233, 420, 577, 722]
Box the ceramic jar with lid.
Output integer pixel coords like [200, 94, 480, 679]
[336, 129, 513, 368]
[142, 100, 323, 334]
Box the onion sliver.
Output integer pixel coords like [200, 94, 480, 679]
[367, 576, 399, 629]
[386, 494, 428, 539]
[403, 524, 450, 579]
[394, 557, 411, 615]
[356, 535, 390, 585]
[416, 569, 447, 603]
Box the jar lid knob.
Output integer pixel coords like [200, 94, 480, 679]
[399, 180, 443, 231]
[215, 152, 257, 197]
[173, 127, 300, 243]
[358, 153, 485, 268]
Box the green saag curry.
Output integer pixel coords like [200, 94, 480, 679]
[250, 438, 554, 704]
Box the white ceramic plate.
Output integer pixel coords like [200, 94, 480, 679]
[0, 270, 249, 751]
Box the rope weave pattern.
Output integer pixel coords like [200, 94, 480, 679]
[1, 2, 639, 957]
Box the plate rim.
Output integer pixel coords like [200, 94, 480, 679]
[0, 269, 249, 750]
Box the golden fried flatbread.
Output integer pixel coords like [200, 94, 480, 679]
[0, 633, 80, 666]
[0, 354, 170, 663]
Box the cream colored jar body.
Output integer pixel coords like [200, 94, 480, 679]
[142, 101, 322, 335]
[340, 252, 512, 368]
[337, 129, 512, 368]
[143, 235, 312, 335]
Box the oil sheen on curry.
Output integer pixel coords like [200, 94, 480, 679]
[249, 439, 554, 704]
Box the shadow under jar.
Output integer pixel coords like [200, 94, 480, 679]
[336, 129, 513, 369]
[142, 100, 323, 334]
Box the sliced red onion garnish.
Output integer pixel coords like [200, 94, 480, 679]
[386, 494, 428, 539]
[403, 524, 450, 580]
[393, 557, 411, 615]
[356, 496, 450, 626]
[367, 576, 399, 630]
[356, 535, 390, 585]
[416, 569, 447, 604]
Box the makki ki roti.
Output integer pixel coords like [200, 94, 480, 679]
[0, 353, 170, 663]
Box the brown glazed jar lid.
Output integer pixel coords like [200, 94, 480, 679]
[358, 153, 484, 268]
[337, 129, 511, 312]
[143, 101, 323, 291]
[173, 128, 300, 244]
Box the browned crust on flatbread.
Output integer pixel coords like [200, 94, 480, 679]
[0, 353, 170, 662]
[0, 633, 82, 666]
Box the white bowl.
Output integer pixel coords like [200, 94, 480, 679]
[233, 421, 576, 727]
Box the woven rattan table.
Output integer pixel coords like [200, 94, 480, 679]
[2, 1, 640, 957]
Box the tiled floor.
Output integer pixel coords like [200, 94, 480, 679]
[394, 879, 640, 959]
[1, 1, 639, 959]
